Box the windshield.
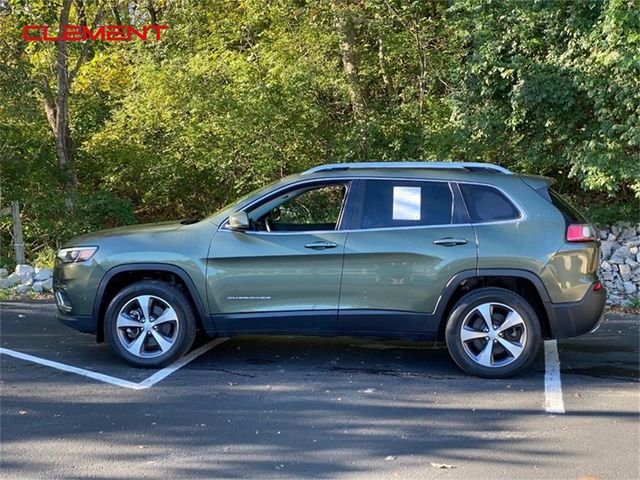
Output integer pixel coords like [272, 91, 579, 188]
[207, 178, 288, 221]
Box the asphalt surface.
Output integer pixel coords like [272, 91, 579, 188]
[1, 300, 638, 479]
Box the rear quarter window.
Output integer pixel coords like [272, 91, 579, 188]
[459, 183, 520, 223]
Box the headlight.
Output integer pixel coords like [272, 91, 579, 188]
[56, 246, 98, 263]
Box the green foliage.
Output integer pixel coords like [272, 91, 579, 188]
[277, 185, 346, 225]
[582, 199, 640, 227]
[32, 246, 56, 269]
[0, 0, 638, 265]
[0, 190, 135, 269]
[447, 0, 640, 195]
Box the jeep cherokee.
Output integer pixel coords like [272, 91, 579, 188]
[53, 162, 606, 377]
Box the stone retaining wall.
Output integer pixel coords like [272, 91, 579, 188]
[598, 222, 639, 307]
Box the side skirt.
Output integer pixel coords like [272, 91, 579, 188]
[207, 308, 439, 341]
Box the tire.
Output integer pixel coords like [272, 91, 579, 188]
[104, 280, 197, 368]
[445, 287, 541, 378]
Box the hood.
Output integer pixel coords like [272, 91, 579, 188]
[63, 221, 184, 247]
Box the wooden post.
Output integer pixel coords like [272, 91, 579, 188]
[11, 201, 25, 265]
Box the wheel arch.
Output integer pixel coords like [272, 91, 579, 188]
[93, 263, 213, 342]
[435, 269, 553, 340]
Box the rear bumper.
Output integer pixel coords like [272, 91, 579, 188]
[547, 285, 607, 339]
[56, 312, 96, 334]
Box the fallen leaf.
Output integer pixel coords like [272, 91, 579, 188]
[431, 462, 456, 469]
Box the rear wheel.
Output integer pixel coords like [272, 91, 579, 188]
[445, 288, 541, 378]
[104, 280, 197, 368]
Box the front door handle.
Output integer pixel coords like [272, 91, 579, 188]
[305, 241, 338, 250]
[433, 237, 468, 247]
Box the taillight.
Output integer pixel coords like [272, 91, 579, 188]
[566, 224, 597, 242]
[593, 281, 603, 291]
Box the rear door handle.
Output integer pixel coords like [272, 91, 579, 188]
[305, 241, 338, 250]
[433, 237, 468, 247]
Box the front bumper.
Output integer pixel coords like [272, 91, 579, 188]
[56, 311, 96, 334]
[547, 284, 607, 339]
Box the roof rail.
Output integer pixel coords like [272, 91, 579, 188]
[302, 162, 512, 175]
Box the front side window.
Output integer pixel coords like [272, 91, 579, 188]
[356, 180, 455, 229]
[459, 183, 520, 223]
[250, 183, 347, 232]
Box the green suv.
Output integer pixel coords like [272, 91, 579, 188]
[53, 162, 606, 377]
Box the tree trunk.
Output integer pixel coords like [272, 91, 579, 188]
[335, 11, 366, 117]
[147, 1, 159, 25]
[416, 41, 427, 115]
[53, 0, 78, 212]
[111, 3, 123, 25]
[38, 1, 104, 212]
[378, 38, 394, 96]
[36, 0, 84, 212]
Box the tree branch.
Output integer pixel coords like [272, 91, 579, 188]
[40, 75, 57, 133]
[68, 1, 104, 86]
[147, 0, 158, 25]
[110, 1, 122, 25]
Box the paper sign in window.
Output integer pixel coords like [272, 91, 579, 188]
[392, 186, 421, 220]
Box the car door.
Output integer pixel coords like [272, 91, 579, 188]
[206, 180, 354, 334]
[338, 178, 477, 335]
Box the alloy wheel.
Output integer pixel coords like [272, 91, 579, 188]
[459, 302, 527, 368]
[116, 295, 180, 359]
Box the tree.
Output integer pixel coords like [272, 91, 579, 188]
[447, 0, 639, 197]
[38, 0, 104, 211]
[333, 1, 367, 116]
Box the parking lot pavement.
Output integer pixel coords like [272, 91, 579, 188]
[1, 300, 638, 479]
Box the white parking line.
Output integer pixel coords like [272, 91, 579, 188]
[0, 338, 228, 390]
[137, 338, 228, 388]
[544, 339, 565, 414]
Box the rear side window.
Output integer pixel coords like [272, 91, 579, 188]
[357, 180, 455, 229]
[459, 183, 520, 223]
[549, 189, 587, 223]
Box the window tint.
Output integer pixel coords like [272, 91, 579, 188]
[549, 189, 587, 223]
[459, 184, 520, 222]
[252, 184, 347, 232]
[358, 180, 454, 229]
[277, 185, 345, 226]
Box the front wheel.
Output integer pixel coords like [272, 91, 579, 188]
[445, 288, 541, 378]
[104, 280, 197, 368]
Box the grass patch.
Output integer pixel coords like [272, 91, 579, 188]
[0, 288, 53, 301]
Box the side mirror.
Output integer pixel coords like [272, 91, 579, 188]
[228, 211, 250, 231]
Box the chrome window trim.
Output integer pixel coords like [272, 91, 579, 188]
[218, 176, 527, 234]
